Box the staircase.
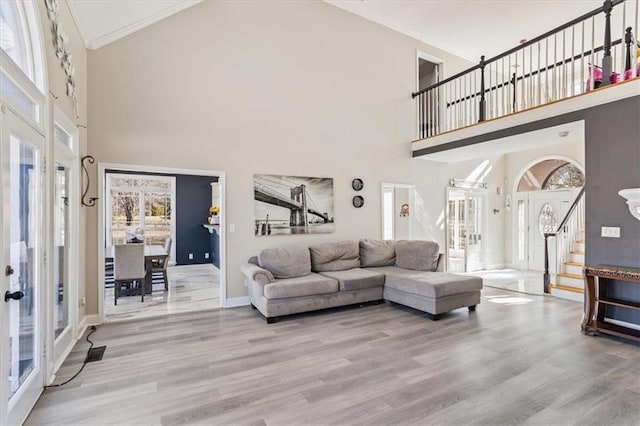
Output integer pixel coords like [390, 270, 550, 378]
[550, 235, 584, 302]
[546, 189, 585, 302]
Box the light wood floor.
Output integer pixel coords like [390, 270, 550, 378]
[27, 287, 640, 425]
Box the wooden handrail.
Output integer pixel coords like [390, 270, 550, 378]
[545, 187, 586, 237]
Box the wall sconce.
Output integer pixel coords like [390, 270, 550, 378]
[399, 203, 409, 217]
[505, 193, 512, 210]
[619, 188, 640, 220]
[81, 155, 98, 207]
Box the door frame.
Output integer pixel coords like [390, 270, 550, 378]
[48, 104, 79, 382]
[416, 50, 444, 138]
[0, 107, 46, 425]
[97, 163, 227, 323]
[380, 182, 415, 240]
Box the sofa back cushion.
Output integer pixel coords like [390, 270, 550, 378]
[309, 241, 360, 272]
[258, 246, 311, 279]
[359, 239, 396, 267]
[395, 240, 440, 271]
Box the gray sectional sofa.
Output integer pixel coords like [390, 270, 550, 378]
[240, 239, 482, 323]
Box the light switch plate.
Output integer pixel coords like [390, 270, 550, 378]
[229, 224, 236, 233]
[601, 226, 620, 238]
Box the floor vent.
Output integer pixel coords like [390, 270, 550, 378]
[85, 346, 106, 363]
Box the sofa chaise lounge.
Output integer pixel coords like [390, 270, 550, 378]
[241, 239, 482, 323]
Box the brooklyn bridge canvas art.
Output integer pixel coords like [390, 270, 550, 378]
[254, 174, 335, 236]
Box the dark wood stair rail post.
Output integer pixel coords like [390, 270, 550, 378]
[510, 72, 517, 113]
[601, 0, 613, 86]
[478, 55, 486, 122]
[543, 233, 552, 293]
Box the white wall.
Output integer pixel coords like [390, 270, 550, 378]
[85, 0, 477, 307]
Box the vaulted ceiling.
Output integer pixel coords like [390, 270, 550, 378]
[69, 0, 603, 60]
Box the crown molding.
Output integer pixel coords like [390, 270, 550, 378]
[68, 0, 203, 50]
[65, 0, 91, 49]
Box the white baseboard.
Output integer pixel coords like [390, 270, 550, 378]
[224, 296, 250, 308]
[78, 314, 102, 336]
[486, 263, 506, 270]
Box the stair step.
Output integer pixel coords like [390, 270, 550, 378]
[550, 284, 584, 302]
[563, 263, 584, 275]
[558, 272, 583, 280]
[570, 250, 585, 255]
[575, 240, 586, 243]
[550, 283, 584, 294]
[565, 261, 584, 266]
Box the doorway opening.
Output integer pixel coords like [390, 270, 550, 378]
[417, 52, 442, 137]
[98, 165, 225, 322]
[381, 183, 415, 240]
[446, 181, 488, 272]
[512, 158, 585, 271]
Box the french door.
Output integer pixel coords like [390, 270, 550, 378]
[446, 187, 488, 272]
[1, 108, 45, 425]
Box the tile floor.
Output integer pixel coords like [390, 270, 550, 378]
[463, 268, 545, 295]
[105, 263, 220, 321]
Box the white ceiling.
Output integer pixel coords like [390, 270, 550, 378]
[67, 0, 203, 50]
[325, 0, 603, 61]
[67, 0, 605, 54]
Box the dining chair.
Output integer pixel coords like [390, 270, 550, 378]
[114, 243, 146, 305]
[152, 237, 172, 291]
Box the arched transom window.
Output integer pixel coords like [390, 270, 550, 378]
[517, 159, 584, 192]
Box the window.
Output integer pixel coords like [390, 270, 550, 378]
[518, 159, 584, 192]
[106, 174, 176, 256]
[538, 203, 558, 236]
[0, 1, 32, 79]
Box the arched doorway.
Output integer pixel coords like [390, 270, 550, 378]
[512, 158, 585, 271]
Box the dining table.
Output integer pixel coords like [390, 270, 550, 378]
[105, 244, 168, 296]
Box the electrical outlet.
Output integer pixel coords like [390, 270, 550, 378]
[205, 252, 209, 259]
[601, 226, 620, 238]
[79, 297, 86, 308]
[189, 253, 194, 260]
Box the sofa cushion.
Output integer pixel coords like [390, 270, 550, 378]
[318, 268, 385, 291]
[395, 240, 439, 271]
[258, 246, 311, 279]
[309, 241, 360, 272]
[359, 239, 396, 267]
[376, 267, 482, 298]
[263, 273, 339, 299]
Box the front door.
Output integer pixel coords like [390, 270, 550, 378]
[527, 190, 572, 271]
[1, 109, 45, 425]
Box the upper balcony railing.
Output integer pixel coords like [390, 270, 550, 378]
[412, 0, 640, 140]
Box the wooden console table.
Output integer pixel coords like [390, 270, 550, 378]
[581, 264, 640, 342]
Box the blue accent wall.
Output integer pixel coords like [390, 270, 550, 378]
[175, 174, 218, 265]
[106, 170, 219, 266]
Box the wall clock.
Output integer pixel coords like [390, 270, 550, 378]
[352, 178, 364, 191]
[352, 195, 364, 208]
